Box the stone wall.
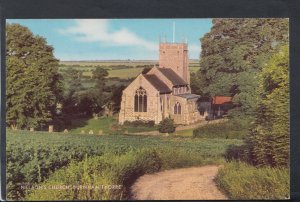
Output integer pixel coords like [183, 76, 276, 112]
[119, 74, 162, 124]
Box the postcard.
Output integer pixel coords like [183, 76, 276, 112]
[4, 18, 290, 201]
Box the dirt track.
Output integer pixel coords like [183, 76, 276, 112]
[130, 165, 228, 200]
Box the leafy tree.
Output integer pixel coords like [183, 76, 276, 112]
[91, 67, 109, 114]
[142, 66, 152, 74]
[247, 45, 289, 167]
[61, 68, 85, 116]
[93, 67, 108, 89]
[63, 68, 84, 96]
[6, 23, 63, 129]
[194, 18, 288, 116]
[111, 85, 126, 112]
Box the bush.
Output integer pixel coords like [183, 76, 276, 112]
[123, 120, 155, 127]
[224, 144, 251, 163]
[215, 162, 289, 199]
[158, 118, 176, 133]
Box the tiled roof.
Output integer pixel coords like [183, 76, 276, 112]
[212, 96, 232, 105]
[176, 93, 200, 100]
[144, 74, 172, 93]
[157, 68, 187, 86]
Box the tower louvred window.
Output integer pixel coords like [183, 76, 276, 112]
[134, 87, 147, 112]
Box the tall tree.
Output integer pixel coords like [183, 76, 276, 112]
[6, 23, 63, 129]
[248, 45, 289, 167]
[195, 18, 288, 116]
[91, 67, 109, 114]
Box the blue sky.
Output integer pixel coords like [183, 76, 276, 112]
[7, 19, 213, 60]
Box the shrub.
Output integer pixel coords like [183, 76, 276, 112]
[123, 120, 155, 127]
[224, 144, 251, 163]
[215, 162, 289, 199]
[158, 118, 176, 133]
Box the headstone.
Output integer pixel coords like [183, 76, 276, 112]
[49, 125, 53, 133]
[81, 130, 85, 134]
[98, 130, 103, 135]
[30, 127, 34, 132]
[165, 133, 169, 137]
[89, 130, 94, 135]
[64, 129, 69, 133]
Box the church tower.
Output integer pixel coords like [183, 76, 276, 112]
[158, 42, 190, 84]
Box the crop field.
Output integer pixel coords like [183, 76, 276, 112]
[6, 129, 242, 200]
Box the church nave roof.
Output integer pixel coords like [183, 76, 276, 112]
[143, 74, 172, 93]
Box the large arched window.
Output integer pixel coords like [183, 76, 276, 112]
[174, 102, 181, 114]
[134, 87, 147, 112]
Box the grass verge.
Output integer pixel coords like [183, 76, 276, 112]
[215, 161, 289, 199]
[193, 119, 249, 139]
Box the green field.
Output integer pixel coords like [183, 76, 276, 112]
[7, 115, 288, 200]
[60, 60, 157, 67]
[59, 60, 200, 79]
[7, 128, 242, 200]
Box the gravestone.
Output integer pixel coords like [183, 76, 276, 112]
[89, 130, 94, 135]
[49, 125, 53, 133]
[64, 129, 68, 133]
[98, 130, 103, 135]
[30, 127, 34, 132]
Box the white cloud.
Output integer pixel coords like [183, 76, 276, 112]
[59, 19, 157, 51]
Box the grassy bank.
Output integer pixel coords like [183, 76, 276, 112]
[215, 162, 289, 199]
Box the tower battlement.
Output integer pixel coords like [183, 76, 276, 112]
[158, 42, 190, 84]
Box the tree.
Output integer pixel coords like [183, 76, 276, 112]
[63, 68, 84, 96]
[194, 18, 289, 116]
[6, 23, 63, 129]
[61, 68, 85, 116]
[142, 66, 152, 74]
[91, 67, 109, 114]
[247, 45, 289, 167]
[111, 85, 126, 112]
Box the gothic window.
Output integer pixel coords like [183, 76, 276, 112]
[174, 102, 181, 114]
[134, 87, 147, 112]
[178, 103, 181, 114]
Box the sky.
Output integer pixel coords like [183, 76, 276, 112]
[7, 19, 213, 61]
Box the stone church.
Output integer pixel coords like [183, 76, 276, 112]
[119, 42, 207, 125]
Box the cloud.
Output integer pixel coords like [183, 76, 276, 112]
[59, 19, 157, 51]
